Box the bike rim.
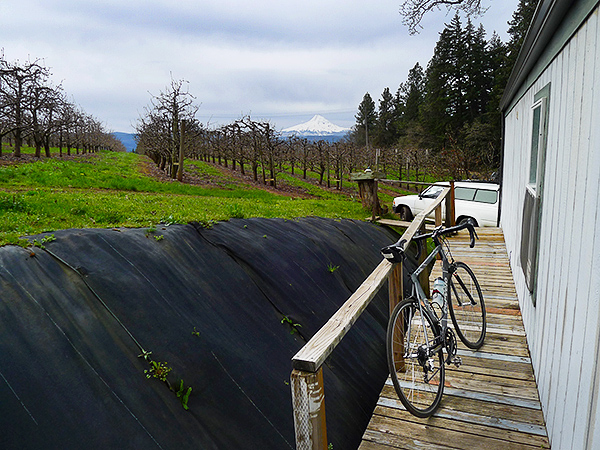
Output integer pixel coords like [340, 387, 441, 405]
[389, 302, 444, 416]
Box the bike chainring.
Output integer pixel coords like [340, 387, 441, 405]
[444, 328, 458, 363]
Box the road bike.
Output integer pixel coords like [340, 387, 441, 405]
[380, 220, 486, 417]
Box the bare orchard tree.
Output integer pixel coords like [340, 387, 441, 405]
[181, 119, 205, 161]
[143, 78, 199, 178]
[297, 138, 312, 179]
[0, 57, 52, 157]
[30, 81, 64, 157]
[255, 120, 282, 188]
[136, 109, 172, 170]
[311, 140, 329, 185]
[58, 103, 82, 156]
[329, 141, 351, 190]
[400, 0, 486, 34]
[0, 58, 10, 156]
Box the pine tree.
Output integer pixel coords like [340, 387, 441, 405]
[445, 14, 468, 132]
[392, 63, 425, 147]
[374, 87, 396, 147]
[403, 62, 425, 124]
[351, 0, 541, 174]
[464, 22, 493, 122]
[506, 0, 541, 72]
[422, 15, 459, 149]
[353, 92, 377, 147]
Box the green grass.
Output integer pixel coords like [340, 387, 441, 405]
[0, 150, 368, 246]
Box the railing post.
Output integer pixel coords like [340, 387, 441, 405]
[388, 261, 403, 313]
[388, 262, 404, 371]
[417, 223, 430, 296]
[435, 204, 443, 227]
[291, 368, 327, 450]
[445, 180, 456, 227]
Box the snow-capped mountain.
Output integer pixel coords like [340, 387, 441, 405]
[281, 115, 350, 141]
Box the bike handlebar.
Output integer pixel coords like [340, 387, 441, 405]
[414, 219, 479, 248]
[381, 220, 478, 263]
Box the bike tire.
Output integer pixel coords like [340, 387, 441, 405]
[387, 298, 445, 418]
[448, 261, 486, 349]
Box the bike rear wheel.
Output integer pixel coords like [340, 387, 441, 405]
[448, 262, 486, 349]
[387, 298, 445, 418]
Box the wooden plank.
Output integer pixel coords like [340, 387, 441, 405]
[360, 226, 551, 449]
[449, 356, 535, 381]
[380, 384, 542, 411]
[376, 218, 412, 228]
[372, 405, 549, 444]
[362, 415, 545, 450]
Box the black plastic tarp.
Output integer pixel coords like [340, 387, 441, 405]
[0, 217, 402, 449]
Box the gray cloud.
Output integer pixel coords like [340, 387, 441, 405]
[0, 0, 518, 132]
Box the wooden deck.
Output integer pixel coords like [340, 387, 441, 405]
[360, 227, 551, 450]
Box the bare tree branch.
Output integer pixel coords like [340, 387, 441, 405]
[400, 0, 486, 34]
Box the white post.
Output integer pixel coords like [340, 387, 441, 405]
[291, 368, 327, 450]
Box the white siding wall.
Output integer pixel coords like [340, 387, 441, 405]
[501, 7, 600, 450]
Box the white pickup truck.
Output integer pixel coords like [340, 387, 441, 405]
[392, 181, 500, 227]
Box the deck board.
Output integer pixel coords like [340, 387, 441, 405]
[360, 227, 551, 449]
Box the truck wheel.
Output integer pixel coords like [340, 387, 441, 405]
[398, 206, 413, 221]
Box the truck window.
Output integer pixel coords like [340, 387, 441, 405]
[474, 190, 498, 204]
[454, 187, 476, 201]
[422, 186, 444, 198]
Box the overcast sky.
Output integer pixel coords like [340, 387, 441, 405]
[1, 0, 519, 133]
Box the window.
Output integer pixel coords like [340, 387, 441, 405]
[454, 187, 497, 204]
[454, 187, 476, 201]
[528, 97, 547, 194]
[521, 83, 550, 304]
[421, 185, 444, 199]
[474, 190, 498, 204]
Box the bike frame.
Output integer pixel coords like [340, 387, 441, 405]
[408, 241, 450, 358]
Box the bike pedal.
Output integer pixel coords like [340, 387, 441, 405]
[452, 356, 462, 368]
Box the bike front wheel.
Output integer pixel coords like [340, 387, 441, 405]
[387, 298, 445, 418]
[448, 262, 486, 349]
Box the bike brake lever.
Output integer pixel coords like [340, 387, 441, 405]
[381, 239, 407, 263]
[466, 221, 478, 248]
[415, 239, 423, 260]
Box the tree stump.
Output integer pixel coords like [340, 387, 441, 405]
[351, 171, 385, 218]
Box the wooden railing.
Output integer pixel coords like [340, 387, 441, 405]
[290, 184, 455, 450]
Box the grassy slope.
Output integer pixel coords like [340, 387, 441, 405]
[0, 150, 382, 246]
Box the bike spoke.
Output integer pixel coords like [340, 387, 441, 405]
[387, 299, 445, 417]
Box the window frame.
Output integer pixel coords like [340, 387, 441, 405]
[521, 83, 550, 305]
[527, 96, 548, 199]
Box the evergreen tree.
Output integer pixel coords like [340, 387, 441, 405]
[445, 14, 468, 132]
[464, 22, 493, 121]
[403, 62, 425, 124]
[353, 92, 377, 147]
[392, 84, 406, 132]
[374, 87, 396, 147]
[485, 32, 508, 166]
[421, 16, 459, 149]
[392, 62, 425, 147]
[350, 0, 542, 173]
[506, 0, 541, 72]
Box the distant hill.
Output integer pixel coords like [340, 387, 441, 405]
[112, 132, 137, 152]
[281, 115, 350, 142]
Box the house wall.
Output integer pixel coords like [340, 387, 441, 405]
[501, 6, 600, 450]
